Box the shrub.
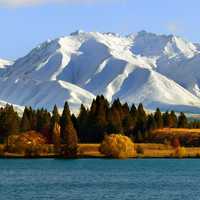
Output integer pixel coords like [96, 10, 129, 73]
[174, 147, 186, 158]
[136, 145, 144, 154]
[100, 134, 136, 159]
[7, 131, 46, 154]
[25, 146, 41, 157]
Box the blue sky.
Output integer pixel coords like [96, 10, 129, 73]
[0, 0, 199, 60]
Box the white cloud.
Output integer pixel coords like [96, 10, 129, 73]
[0, 0, 105, 7]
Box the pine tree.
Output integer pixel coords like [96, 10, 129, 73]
[122, 114, 134, 136]
[60, 102, 78, 157]
[20, 107, 31, 132]
[107, 106, 123, 134]
[0, 104, 20, 139]
[86, 96, 109, 142]
[71, 114, 78, 132]
[178, 112, 188, 128]
[52, 122, 61, 154]
[36, 109, 51, 142]
[169, 111, 177, 128]
[60, 102, 71, 142]
[77, 104, 88, 142]
[147, 114, 156, 131]
[50, 105, 60, 143]
[154, 108, 163, 129]
[162, 111, 170, 127]
[135, 103, 147, 140]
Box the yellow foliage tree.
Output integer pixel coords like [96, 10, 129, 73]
[174, 147, 186, 158]
[100, 134, 136, 159]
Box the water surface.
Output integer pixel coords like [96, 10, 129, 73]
[0, 159, 200, 200]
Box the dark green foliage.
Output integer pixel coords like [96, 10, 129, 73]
[0, 96, 196, 146]
[0, 104, 20, 142]
[169, 111, 177, 128]
[50, 105, 60, 143]
[20, 107, 31, 132]
[60, 102, 71, 143]
[107, 106, 123, 134]
[36, 108, 51, 142]
[84, 96, 109, 143]
[134, 103, 147, 142]
[154, 108, 163, 128]
[60, 101, 78, 157]
[147, 114, 156, 131]
[162, 111, 171, 127]
[178, 112, 188, 128]
[77, 104, 88, 142]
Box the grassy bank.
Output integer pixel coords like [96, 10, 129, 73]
[2, 143, 200, 158]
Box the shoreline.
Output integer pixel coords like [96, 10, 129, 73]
[2, 143, 200, 159]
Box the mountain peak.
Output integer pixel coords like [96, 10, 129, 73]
[1, 30, 200, 113]
[70, 30, 85, 36]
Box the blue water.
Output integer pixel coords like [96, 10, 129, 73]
[0, 159, 200, 200]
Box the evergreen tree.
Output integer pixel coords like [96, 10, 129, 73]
[50, 105, 60, 143]
[86, 96, 109, 142]
[20, 107, 31, 132]
[154, 108, 163, 129]
[36, 109, 51, 142]
[60, 102, 71, 142]
[169, 111, 177, 128]
[147, 114, 156, 131]
[71, 114, 78, 133]
[0, 104, 20, 141]
[107, 106, 123, 134]
[52, 122, 61, 154]
[77, 104, 88, 142]
[135, 103, 147, 141]
[178, 112, 188, 128]
[162, 111, 170, 127]
[60, 101, 78, 157]
[112, 99, 123, 119]
[122, 114, 134, 136]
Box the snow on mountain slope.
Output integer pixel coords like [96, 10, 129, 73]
[113, 68, 200, 112]
[1, 30, 200, 113]
[0, 77, 95, 113]
[130, 31, 200, 99]
[0, 59, 13, 68]
[131, 30, 198, 58]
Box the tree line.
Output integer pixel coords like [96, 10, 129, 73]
[0, 95, 199, 146]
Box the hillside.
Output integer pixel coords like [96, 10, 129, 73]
[1, 31, 200, 113]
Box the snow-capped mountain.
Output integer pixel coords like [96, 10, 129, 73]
[1, 30, 200, 113]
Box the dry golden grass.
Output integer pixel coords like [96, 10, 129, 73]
[151, 128, 200, 147]
[78, 144, 103, 157]
[155, 128, 200, 134]
[78, 143, 200, 158]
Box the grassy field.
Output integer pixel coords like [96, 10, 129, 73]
[79, 143, 200, 158]
[3, 127, 200, 158]
[151, 128, 200, 147]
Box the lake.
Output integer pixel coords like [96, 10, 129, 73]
[0, 159, 200, 200]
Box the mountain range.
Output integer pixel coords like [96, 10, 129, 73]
[1, 30, 200, 113]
